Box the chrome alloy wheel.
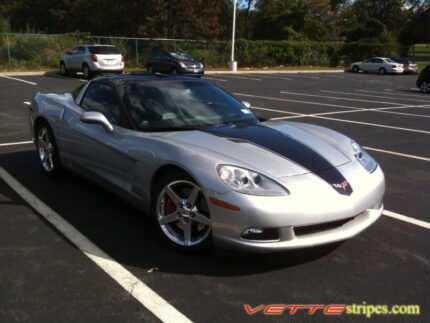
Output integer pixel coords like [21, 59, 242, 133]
[156, 180, 211, 247]
[37, 127, 55, 172]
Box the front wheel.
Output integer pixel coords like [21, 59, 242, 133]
[420, 81, 430, 93]
[36, 122, 62, 176]
[352, 65, 359, 73]
[153, 171, 212, 252]
[378, 67, 386, 75]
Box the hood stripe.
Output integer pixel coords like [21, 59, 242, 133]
[201, 124, 352, 195]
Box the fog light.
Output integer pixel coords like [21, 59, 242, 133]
[243, 228, 264, 235]
[241, 228, 279, 241]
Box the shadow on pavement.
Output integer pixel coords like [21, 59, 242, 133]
[0, 149, 341, 277]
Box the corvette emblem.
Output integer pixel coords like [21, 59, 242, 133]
[332, 181, 349, 190]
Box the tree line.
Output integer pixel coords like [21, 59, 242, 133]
[0, 0, 429, 45]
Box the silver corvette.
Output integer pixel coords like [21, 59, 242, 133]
[29, 74, 385, 252]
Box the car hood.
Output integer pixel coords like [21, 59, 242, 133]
[152, 121, 352, 178]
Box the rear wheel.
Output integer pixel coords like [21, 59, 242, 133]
[153, 171, 212, 252]
[420, 81, 430, 93]
[60, 62, 68, 76]
[378, 67, 386, 75]
[82, 64, 92, 79]
[36, 122, 62, 176]
[352, 65, 359, 73]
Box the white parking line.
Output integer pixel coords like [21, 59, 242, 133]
[321, 90, 430, 103]
[203, 77, 227, 82]
[356, 89, 429, 99]
[234, 93, 363, 110]
[0, 75, 37, 85]
[313, 115, 430, 134]
[220, 75, 262, 81]
[288, 74, 320, 79]
[0, 167, 192, 323]
[248, 101, 430, 134]
[383, 210, 430, 230]
[253, 75, 292, 81]
[364, 146, 430, 162]
[280, 91, 406, 106]
[0, 140, 33, 147]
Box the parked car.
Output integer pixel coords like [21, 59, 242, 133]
[391, 57, 418, 74]
[60, 44, 124, 79]
[416, 64, 430, 93]
[146, 51, 204, 77]
[350, 57, 404, 75]
[29, 74, 385, 253]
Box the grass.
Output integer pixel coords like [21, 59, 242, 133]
[410, 44, 430, 69]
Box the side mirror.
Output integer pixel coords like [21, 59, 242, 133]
[80, 111, 114, 133]
[242, 101, 251, 109]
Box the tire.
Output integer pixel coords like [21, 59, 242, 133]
[171, 68, 178, 75]
[60, 62, 68, 76]
[147, 65, 154, 74]
[152, 170, 212, 252]
[420, 81, 430, 93]
[82, 64, 92, 79]
[352, 65, 359, 73]
[35, 121, 62, 177]
[378, 67, 386, 75]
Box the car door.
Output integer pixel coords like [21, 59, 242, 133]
[374, 58, 384, 72]
[160, 52, 173, 73]
[61, 81, 134, 191]
[361, 59, 371, 72]
[65, 46, 79, 70]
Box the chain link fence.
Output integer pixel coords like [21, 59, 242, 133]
[0, 33, 230, 71]
[1, 33, 429, 71]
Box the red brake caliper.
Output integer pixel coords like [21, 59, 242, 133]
[164, 193, 177, 214]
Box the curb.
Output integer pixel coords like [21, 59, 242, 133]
[0, 70, 346, 77]
[0, 71, 46, 76]
[205, 69, 345, 74]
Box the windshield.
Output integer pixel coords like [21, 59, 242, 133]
[89, 46, 120, 54]
[122, 80, 258, 132]
[170, 52, 194, 61]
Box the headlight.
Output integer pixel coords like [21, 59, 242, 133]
[179, 62, 187, 68]
[351, 141, 377, 173]
[217, 165, 289, 196]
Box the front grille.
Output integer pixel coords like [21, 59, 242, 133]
[294, 217, 354, 236]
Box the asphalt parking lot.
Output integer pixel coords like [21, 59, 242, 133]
[0, 71, 429, 322]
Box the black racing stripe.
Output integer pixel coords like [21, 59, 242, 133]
[201, 124, 352, 195]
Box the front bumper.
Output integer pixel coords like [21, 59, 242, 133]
[179, 67, 204, 76]
[388, 67, 404, 74]
[209, 161, 385, 252]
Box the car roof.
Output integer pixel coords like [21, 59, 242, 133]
[93, 73, 206, 85]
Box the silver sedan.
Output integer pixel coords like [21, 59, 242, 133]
[29, 75, 385, 252]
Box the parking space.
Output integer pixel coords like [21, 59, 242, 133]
[0, 72, 429, 322]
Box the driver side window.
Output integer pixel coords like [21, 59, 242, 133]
[80, 83, 126, 127]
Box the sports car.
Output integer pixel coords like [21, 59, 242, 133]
[29, 74, 385, 252]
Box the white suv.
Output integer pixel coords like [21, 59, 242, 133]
[60, 44, 124, 79]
